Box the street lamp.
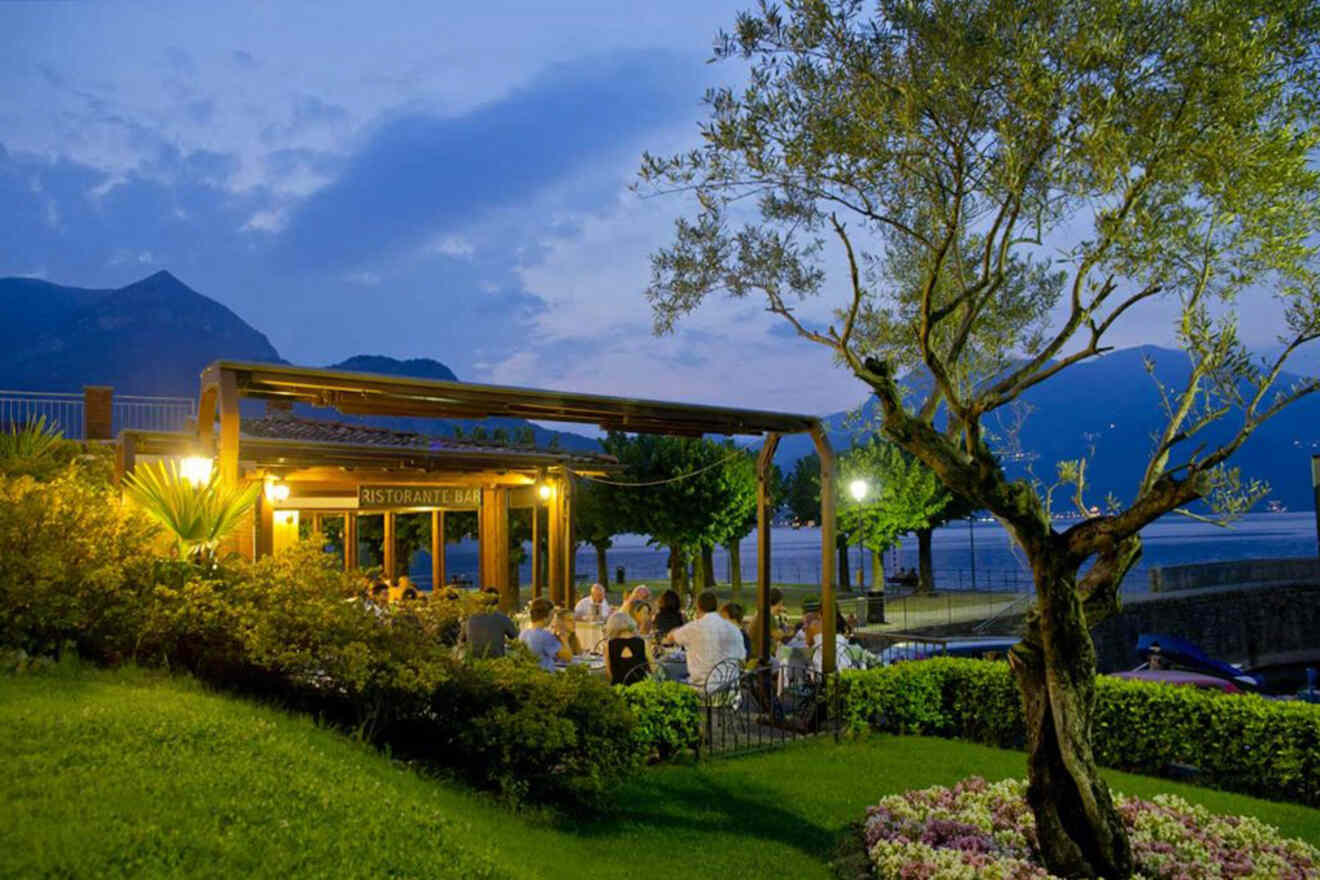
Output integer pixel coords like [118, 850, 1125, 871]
[848, 479, 868, 593]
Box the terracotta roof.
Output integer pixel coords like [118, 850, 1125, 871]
[240, 412, 615, 466]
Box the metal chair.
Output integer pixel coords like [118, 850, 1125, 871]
[621, 662, 652, 686]
[701, 658, 748, 751]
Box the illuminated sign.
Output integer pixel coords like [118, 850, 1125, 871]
[357, 485, 481, 509]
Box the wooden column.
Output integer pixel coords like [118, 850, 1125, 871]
[431, 510, 446, 592]
[531, 500, 542, 599]
[561, 475, 575, 607]
[383, 512, 397, 582]
[479, 487, 512, 609]
[254, 492, 274, 559]
[197, 384, 217, 453]
[344, 512, 359, 570]
[312, 513, 323, 534]
[812, 423, 838, 674]
[756, 432, 780, 667]
[547, 480, 564, 605]
[218, 370, 241, 486]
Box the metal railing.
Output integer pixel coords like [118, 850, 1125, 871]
[112, 395, 195, 436]
[0, 390, 194, 439]
[0, 391, 84, 437]
[701, 663, 839, 757]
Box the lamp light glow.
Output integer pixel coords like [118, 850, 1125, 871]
[265, 480, 291, 503]
[537, 483, 553, 500]
[179, 456, 213, 487]
[849, 478, 869, 502]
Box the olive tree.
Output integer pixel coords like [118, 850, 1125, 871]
[639, 1, 1320, 875]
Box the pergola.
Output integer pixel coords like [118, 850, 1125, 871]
[188, 360, 843, 672]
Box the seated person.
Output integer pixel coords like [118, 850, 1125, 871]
[653, 589, 686, 638]
[552, 608, 584, 655]
[518, 598, 572, 671]
[802, 611, 857, 672]
[628, 598, 655, 638]
[604, 612, 650, 685]
[462, 586, 518, 658]
[665, 589, 746, 689]
[573, 583, 613, 621]
[720, 602, 752, 657]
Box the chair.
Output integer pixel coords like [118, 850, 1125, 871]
[621, 662, 652, 686]
[591, 637, 608, 656]
[701, 658, 748, 751]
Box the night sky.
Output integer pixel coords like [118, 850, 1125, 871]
[2, 1, 1311, 417]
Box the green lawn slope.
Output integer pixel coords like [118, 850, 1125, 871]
[4, 664, 1318, 879]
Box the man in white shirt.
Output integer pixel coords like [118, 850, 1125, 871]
[573, 583, 612, 621]
[665, 589, 746, 688]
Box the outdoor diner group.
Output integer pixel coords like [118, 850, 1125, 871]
[432, 580, 866, 689]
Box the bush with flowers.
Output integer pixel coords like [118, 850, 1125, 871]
[860, 777, 1319, 879]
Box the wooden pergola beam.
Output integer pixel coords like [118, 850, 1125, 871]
[812, 423, 838, 674]
[756, 432, 780, 667]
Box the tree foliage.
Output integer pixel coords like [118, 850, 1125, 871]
[122, 461, 261, 563]
[839, 437, 950, 553]
[640, 1, 1320, 875]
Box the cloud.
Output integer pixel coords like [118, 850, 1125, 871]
[272, 50, 703, 273]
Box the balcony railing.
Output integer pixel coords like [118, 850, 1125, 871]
[0, 389, 195, 440]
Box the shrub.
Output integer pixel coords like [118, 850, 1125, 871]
[862, 777, 1320, 879]
[838, 659, 1320, 807]
[0, 466, 159, 661]
[621, 679, 702, 760]
[435, 655, 641, 806]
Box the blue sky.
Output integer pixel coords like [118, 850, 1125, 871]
[1, 1, 1312, 416]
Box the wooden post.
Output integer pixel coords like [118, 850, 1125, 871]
[82, 386, 113, 441]
[531, 500, 542, 598]
[547, 480, 564, 605]
[383, 511, 397, 581]
[431, 509, 445, 592]
[561, 474, 576, 607]
[478, 487, 512, 609]
[344, 512, 359, 571]
[218, 370, 240, 486]
[756, 432, 780, 667]
[114, 434, 136, 486]
[255, 491, 274, 559]
[197, 384, 217, 453]
[312, 513, 323, 535]
[812, 423, 837, 674]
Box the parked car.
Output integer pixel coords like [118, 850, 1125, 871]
[878, 637, 1017, 666]
[1114, 633, 1262, 693]
[1110, 669, 1243, 693]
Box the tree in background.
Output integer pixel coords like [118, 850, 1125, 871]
[782, 452, 820, 527]
[573, 476, 627, 587]
[722, 452, 782, 595]
[603, 432, 755, 600]
[641, 1, 1320, 874]
[841, 437, 972, 592]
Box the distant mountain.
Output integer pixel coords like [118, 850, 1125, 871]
[775, 346, 1320, 512]
[0, 271, 598, 452]
[0, 271, 281, 396]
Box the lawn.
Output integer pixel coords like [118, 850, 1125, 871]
[4, 664, 1318, 879]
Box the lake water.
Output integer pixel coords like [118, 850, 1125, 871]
[414, 511, 1319, 595]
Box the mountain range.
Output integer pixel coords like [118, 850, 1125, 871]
[2, 271, 1316, 509]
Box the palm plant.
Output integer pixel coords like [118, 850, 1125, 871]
[0, 416, 73, 478]
[123, 460, 261, 562]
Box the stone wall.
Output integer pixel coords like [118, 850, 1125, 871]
[886, 580, 1320, 674]
[1091, 582, 1320, 672]
[1149, 557, 1320, 592]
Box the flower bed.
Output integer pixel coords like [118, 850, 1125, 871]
[862, 777, 1320, 879]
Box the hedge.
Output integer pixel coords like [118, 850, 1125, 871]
[836, 658, 1320, 807]
[620, 679, 702, 760]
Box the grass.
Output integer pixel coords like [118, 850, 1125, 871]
[4, 663, 1319, 879]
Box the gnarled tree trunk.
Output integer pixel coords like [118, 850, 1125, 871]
[1011, 554, 1132, 879]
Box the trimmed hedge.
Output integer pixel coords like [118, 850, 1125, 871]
[837, 658, 1320, 807]
[620, 679, 702, 760]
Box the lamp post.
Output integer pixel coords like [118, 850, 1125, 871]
[849, 478, 885, 623]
